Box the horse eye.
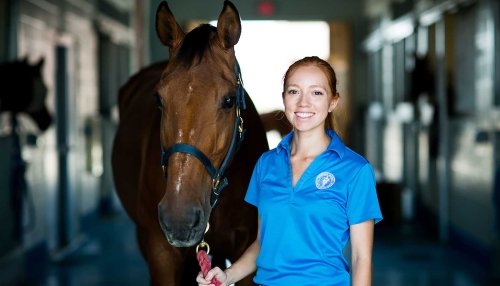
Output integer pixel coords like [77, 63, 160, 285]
[154, 93, 163, 109]
[221, 96, 235, 109]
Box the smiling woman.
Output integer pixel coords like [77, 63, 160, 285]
[197, 56, 382, 286]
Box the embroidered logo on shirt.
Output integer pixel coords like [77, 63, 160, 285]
[315, 172, 335, 190]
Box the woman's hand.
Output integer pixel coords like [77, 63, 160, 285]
[196, 266, 230, 286]
[197, 218, 261, 286]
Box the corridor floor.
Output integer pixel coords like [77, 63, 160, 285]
[10, 210, 490, 286]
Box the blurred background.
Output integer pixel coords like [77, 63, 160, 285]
[0, 0, 499, 285]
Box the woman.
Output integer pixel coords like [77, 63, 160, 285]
[197, 56, 382, 286]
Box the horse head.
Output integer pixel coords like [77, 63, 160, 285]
[155, 0, 244, 247]
[0, 58, 52, 132]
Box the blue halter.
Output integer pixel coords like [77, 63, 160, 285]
[160, 61, 246, 208]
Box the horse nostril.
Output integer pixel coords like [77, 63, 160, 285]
[157, 206, 170, 232]
[157, 204, 204, 231]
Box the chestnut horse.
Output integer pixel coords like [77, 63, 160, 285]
[111, 1, 268, 285]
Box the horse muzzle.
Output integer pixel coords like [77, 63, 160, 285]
[157, 203, 208, 247]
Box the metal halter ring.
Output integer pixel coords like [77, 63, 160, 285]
[196, 240, 210, 254]
[196, 223, 211, 254]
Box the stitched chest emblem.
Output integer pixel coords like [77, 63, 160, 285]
[315, 171, 336, 190]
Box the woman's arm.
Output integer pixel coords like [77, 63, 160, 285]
[197, 217, 261, 286]
[224, 229, 260, 284]
[350, 220, 375, 286]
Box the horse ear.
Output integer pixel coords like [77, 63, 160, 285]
[216, 0, 241, 49]
[155, 1, 185, 49]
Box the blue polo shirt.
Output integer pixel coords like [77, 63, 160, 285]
[245, 130, 382, 286]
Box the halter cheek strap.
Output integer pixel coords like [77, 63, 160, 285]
[160, 61, 246, 208]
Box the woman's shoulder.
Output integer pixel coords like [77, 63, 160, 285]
[327, 130, 370, 167]
[258, 146, 282, 161]
[342, 145, 371, 168]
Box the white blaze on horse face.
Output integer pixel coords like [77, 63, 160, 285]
[175, 129, 184, 142]
[189, 129, 196, 141]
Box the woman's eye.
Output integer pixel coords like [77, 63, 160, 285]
[313, 91, 324, 96]
[222, 96, 235, 109]
[288, 89, 298, 95]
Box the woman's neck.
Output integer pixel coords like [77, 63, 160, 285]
[290, 129, 331, 158]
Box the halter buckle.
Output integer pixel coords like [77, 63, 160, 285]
[212, 177, 221, 191]
[236, 108, 244, 140]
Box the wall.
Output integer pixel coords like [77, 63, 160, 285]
[363, 0, 499, 266]
[0, 1, 134, 283]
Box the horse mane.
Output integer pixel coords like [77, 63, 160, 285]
[176, 24, 216, 67]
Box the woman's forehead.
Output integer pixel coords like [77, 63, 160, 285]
[286, 65, 329, 86]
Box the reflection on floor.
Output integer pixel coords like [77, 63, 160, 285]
[12, 210, 489, 286]
[24, 212, 149, 286]
[373, 224, 487, 286]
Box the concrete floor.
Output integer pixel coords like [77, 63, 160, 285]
[5, 210, 491, 286]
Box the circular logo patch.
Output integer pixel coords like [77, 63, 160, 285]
[315, 172, 335, 190]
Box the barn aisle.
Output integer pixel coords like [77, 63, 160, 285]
[24, 209, 149, 286]
[15, 208, 488, 286]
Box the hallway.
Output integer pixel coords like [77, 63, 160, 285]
[7, 208, 488, 286]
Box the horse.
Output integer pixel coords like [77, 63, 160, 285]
[0, 58, 51, 240]
[111, 1, 269, 285]
[0, 58, 52, 132]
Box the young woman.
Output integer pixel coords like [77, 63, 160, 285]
[197, 56, 382, 286]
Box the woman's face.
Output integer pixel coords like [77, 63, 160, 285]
[283, 64, 337, 133]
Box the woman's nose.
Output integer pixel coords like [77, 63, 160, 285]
[298, 94, 310, 106]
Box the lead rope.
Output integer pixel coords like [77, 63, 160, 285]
[196, 223, 221, 286]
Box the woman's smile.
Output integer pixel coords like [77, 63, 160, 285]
[295, 112, 315, 118]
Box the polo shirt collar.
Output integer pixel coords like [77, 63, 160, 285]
[276, 129, 345, 159]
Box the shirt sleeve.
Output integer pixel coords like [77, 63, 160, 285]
[346, 163, 383, 225]
[244, 156, 262, 207]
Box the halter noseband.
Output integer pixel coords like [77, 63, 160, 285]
[160, 61, 246, 208]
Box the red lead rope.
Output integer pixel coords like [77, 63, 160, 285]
[197, 250, 221, 286]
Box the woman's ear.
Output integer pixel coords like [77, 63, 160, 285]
[329, 93, 340, 112]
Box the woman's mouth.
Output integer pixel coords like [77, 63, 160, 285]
[295, 112, 314, 118]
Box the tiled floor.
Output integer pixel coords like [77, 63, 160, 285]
[10, 210, 491, 286]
